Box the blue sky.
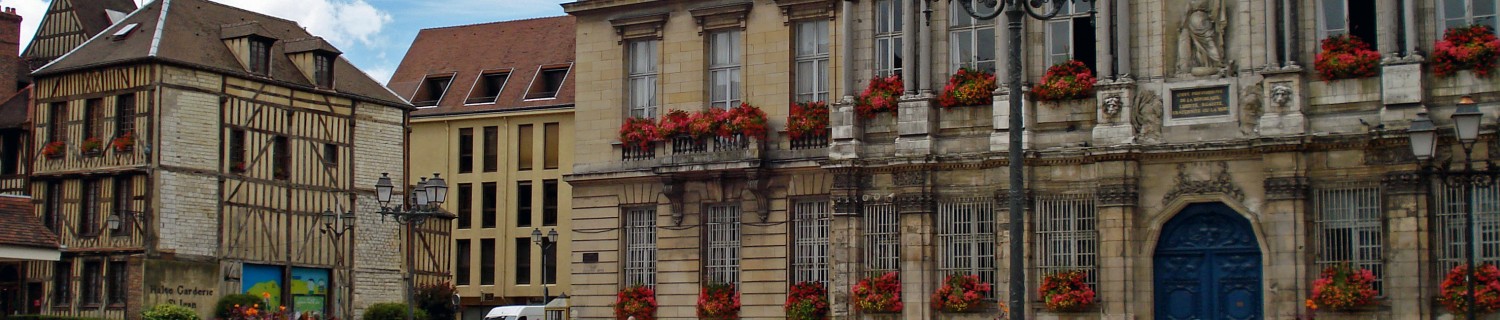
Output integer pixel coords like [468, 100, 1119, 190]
[8, 0, 572, 84]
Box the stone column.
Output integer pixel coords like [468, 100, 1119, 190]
[900, 0, 916, 94]
[892, 166, 933, 320]
[1381, 171, 1433, 319]
[1115, 0, 1131, 77]
[1097, 0, 1114, 78]
[1094, 162, 1140, 318]
[1260, 156, 1310, 318]
[829, 165, 866, 320]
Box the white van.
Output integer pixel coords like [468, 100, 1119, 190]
[482, 305, 545, 320]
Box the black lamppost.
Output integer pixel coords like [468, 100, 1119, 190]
[1408, 96, 1490, 320]
[320, 210, 356, 319]
[374, 172, 448, 320]
[531, 228, 559, 304]
[950, 1, 1093, 318]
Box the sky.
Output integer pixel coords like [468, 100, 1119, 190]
[3, 0, 572, 84]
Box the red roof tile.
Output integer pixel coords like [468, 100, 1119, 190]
[0, 195, 60, 249]
[389, 16, 576, 116]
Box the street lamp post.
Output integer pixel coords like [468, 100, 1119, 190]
[374, 172, 449, 320]
[531, 228, 559, 304]
[1408, 96, 1491, 320]
[320, 210, 356, 320]
[950, 1, 1093, 318]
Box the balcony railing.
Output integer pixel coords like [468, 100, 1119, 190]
[670, 135, 750, 154]
[789, 133, 829, 150]
[622, 143, 656, 161]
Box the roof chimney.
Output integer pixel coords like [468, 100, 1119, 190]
[0, 8, 22, 100]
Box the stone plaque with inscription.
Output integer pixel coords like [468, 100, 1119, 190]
[144, 259, 220, 317]
[1171, 86, 1231, 119]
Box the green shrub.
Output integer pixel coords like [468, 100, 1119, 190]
[143, 304, 202, 320]
[363, 303, 429, 320]
[215, 294, 265, 319]
[6, 315, 106, 320]
[415, 282, 457, 320]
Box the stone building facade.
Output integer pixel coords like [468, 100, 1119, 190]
[565, 0, 1500, 319]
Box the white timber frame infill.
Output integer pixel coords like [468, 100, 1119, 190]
[706, 203, 742, 286]
[1436, 184, 1500, 276]
[792, 199, 831, 285]
[1313, 183, 1385, 295]
[937, 197, 997, 295]
[1034, 193, 1098, 287]
[623, 206, 657, 287]
[863, 201, 899, 275]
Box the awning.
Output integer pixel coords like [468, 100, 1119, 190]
[0, 244, 61, 261]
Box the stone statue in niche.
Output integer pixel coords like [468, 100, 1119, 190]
[1239, 82, 1263, 137]
[1175, 0, 1230, 77]
[1102, 95, 1123, 123]
[1132, 90, 1163, 144]
[1270, 84, 1293, 111]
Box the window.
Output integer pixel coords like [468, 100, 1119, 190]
[249, 39, 271, 75]
[480, 239, 496, 285]
[111, 176, 133, 238]
[79, 179, 100, 237]
[705, 204, 741, 285]
[107, 261, 126, 305]
[624, 207, 657, 287]
[272, 136, 289, 179]
[525, 67, 569, 100]
[458, 128, 473, 174]
[517, 181, 533, 227]
[49, 102, 66, 142]
[1314, 186, 1384, 294]
[1035, 194, 1098, 287]
[84, 98, 103, 140]
[456, 183, 472, 229]
[81, 260, 102, 306]
[455, 239, 471, 285]
[542, 180, 558, 226]
[518, 124, 533, 171]
[874, 0, 904, 76]
[544, 123, 559, 170]
[795, 20, 831, 103]
[1442, 0, 1500, 32]
[707, 30, 743, 109]
[864, 202, 899, 274]
[949, 2, 997, 72]
[467, 72, 509, 104]
[1044, 2, 1096, 70]
[515, 238, 531, 285]
[791, 200, 830, 284]
[1319, 0, 1379, 47]
[44, 181, 60, 231]
[115, 94, 135, 136]
[1, 132, 17, 174]
[627, 40, 659, 118]
[322, 143, 337, 166]
[52, 260, 70, 305]
[1436, 184, 1500, 275]
[414, 76, 453, 107]
[544, 240, 558, 285]
[483, 126, 498, 172]
[481, 182, 497, 228]
[938, 198, 997, 294]
[314, 54, 334, 88]
[229, 129, 246, 172]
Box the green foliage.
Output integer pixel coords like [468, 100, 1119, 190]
[143, 304, 202, 320]
[5, 315, 105, 320]
[363, 303, 429, 320]
[215, 294, 266, 319]
[415, 282, 458, 320]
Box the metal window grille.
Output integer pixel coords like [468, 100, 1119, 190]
[948, 3, 997, 72]
[628, 40, 659, 118]
[624, 207, 657, 287]
[938, 198, 997, 293]
[794, 21, 830, 103]
[1035, 194, 1098, 287]
[1314, 185, 1384, 294]
[873, 0, 902, 77]
[863, 201, 899, 274]
[1436, 184, 1500, 274]
[792, 200, 832, 284]
[707, 31, 743, 109]
[706, 204, 741, 285]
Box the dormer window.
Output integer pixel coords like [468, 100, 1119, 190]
[524, 66, 569, 100]
[467, 71, 510, 105]
[315, 53, 335, 88]
[249, 39, 272, 75]
[413, 75, 454, 107]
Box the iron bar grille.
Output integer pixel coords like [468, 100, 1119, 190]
[706, 204, 742, 286]
[863, 201, 899, 274]
[1313, 185, 1384, 295]
[624, 207, 657, 287]
[792, 200, 832, 285]
[1035, 193, 1098, 287]
[937, 197, 997, 295]
[1436, 184, 1500, 275]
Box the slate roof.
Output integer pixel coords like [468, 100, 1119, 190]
[71, 0, 139, 37]
[388, 16, 576, 117]
[0, 86, 31, 129]
[0, 195, 60, 249]
[33, 0, 408, 107]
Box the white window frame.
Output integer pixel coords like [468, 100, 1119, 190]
[792, 199, 831, 285]
[1313, 185, 1384, 295]
[938, 198, 997, 294]
[1318, 0, 1351, 39]
[874, 0, 903, 77]
[1044, 2, 1093, 67]
[863, 201, 899, 274]
[1441, 0, 1500, 33]
[522, 65, 572, 101]
[464, 69, 513, 106]
[1034, 194, 1098, 287]
[707, 30, 743, 109]
[706, 204, 741, 285]
[624, 206, 658, 287]
[627, 40, 660, 118]
[948, 3, 997, 72]
[795, 21, 831, 103]
[1437, 184, 1500, 277]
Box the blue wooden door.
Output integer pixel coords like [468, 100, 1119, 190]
[1153, 203, 1263, 320]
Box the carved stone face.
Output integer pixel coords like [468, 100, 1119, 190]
[1103, 95, 1123, 117]
[1271, 85, 1293, 106]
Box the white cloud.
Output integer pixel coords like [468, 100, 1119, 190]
[6, 0, 51, 55]
[213, 0, 392, 48]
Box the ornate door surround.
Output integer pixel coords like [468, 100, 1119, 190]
[1152, 202, 1263, 320]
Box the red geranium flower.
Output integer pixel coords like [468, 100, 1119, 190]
[938, 68, 998, 109]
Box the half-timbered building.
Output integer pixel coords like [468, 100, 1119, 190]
[21, 0, 136, 71]
[22, 0, 431, 319]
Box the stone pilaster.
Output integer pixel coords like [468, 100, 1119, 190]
[828, 164, 864, 320]
[991, 90, 1033, 152]
[1093, 80, 1137, 146]
[896, 94, 936, 157]
[892, 165, 933, 320]
[1381, 170, 1433, 319]
[831, 97, 863, 160]
[1380, 56, 1427, 127]
[1258, 70, 1307, 136]
[1259, 150, 1310, 319]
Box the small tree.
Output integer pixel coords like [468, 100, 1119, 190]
[143, 304, 201, 320]
[415, 282, 458, 320]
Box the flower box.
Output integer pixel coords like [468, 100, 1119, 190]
[111, 132, 136, 153]
[41, 141, 65, 159]
[697, 283, 740, 320]
[1438, 263, 1500, 315]
[80, 137, 103, 156]
[931, 273, 992, 313]
[852, 272, 903, 314]
[857, 74, 903, 119]
[1315, 34, 1381, 81]
[1433, 24, 1500, 78]
[786, 281, 830, 320]
[1040, 270, 1096, 312]
[1307, 263, 1378, 311]
[1033, 60, 1095, 102]
[614, 285, 657, 320]
[939, 68, 997, 109]
[788, 101, 830, 149]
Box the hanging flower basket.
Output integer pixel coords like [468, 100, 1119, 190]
[931, 273, 992, 313]
[1040, 270, 1096, 312]
[1306, 262, 1379, 311]
[785, 281, 830, 320]
[80, 137, 103, 155]
[938, 68, 998, 109]
[618, 117, 659, 149]
[111, 131, 136, 153]
[1438, 263, 1500, 315]
[41, 141, 65, 159]
[1433, 24, 1500, 78]
[788, 101, 829, 140]
[697, 282, 741, 320]
[1314, 34, 1381, 80]
[857, 74, 903, 119]
[1032, 60, 1096, 102]
[852, 271, 903, 313]
[720, 103, 768, 140]
[613, 285, 657, 320]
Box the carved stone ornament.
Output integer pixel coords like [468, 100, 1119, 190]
[774, 0, 836, 25]
[660, 178, 685, 226]
[831, 167, 866, 189]
[994, 189, 1032, 209]
[1096, 184, 1139, 206]
[1365, 143, 1417, 166]
[1102, 94, 1124, 123]
[832, 195, 861, 215]
[1381, 171, 1425, 195]
[690, 3, 753, 35]
[610, 12, 670, 44]
[1270, 84, 1293, 111]
[1132, 89, 1164, 143]
[1161, 162, 1245, 205]
[1174, 0, 1233, 77]
[1239, 81, 1263, 137]
[743, 170, 774, 222]
[896, 193, 934, 214]
[1263, 176, 1308, 200]
[893, 167, 927, 187]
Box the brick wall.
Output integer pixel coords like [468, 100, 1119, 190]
[350, 100, 407, 318]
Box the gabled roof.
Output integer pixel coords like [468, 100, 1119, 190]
[21, 0, 138, 70]
[71, 0, 139, 36]
[0, 195, 60, 250]
[33, 0, 408, 107]
[388, 16, 576, 117]
[0, 86, 32, 129]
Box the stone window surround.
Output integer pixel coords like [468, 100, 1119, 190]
[1034, 193, 1099, 288]
[623, 206, 657, 287]
[791, 199, 830, 285]
[626, 39, 660, 119]
[704, 203, 742, 286]
[793, 20, 831, 103]
[937, 198, 997, 295]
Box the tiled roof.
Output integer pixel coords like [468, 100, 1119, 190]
[33, 0, 408, 107]
[0, 86, 31, 128]
[71, 0, 139, 37]
[389, 16, 576, 117]
[0, 195, 59, 249]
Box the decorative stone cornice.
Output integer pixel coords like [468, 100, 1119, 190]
[1161, 162, 1245, 205]
[832, 195, 861, 215]
[1263, 176, 1309, 201]
[690, 2, 753, 35]
[774, 0, 836, 25]
[610, 12, 670, 44]
[1096, 184, 1139, 207]
[830, 167, 867, 190]
[1382, 170, 1425, 195]
[896, 193, 933, 214]
[892, 166, 927, 187]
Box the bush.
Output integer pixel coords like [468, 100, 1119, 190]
[6, 315, 105, 320]
[415, 282, 458, 320]
[363, 303, 429, 320]
[215, 294, 266, 319]
[143, 304, 202, 320]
